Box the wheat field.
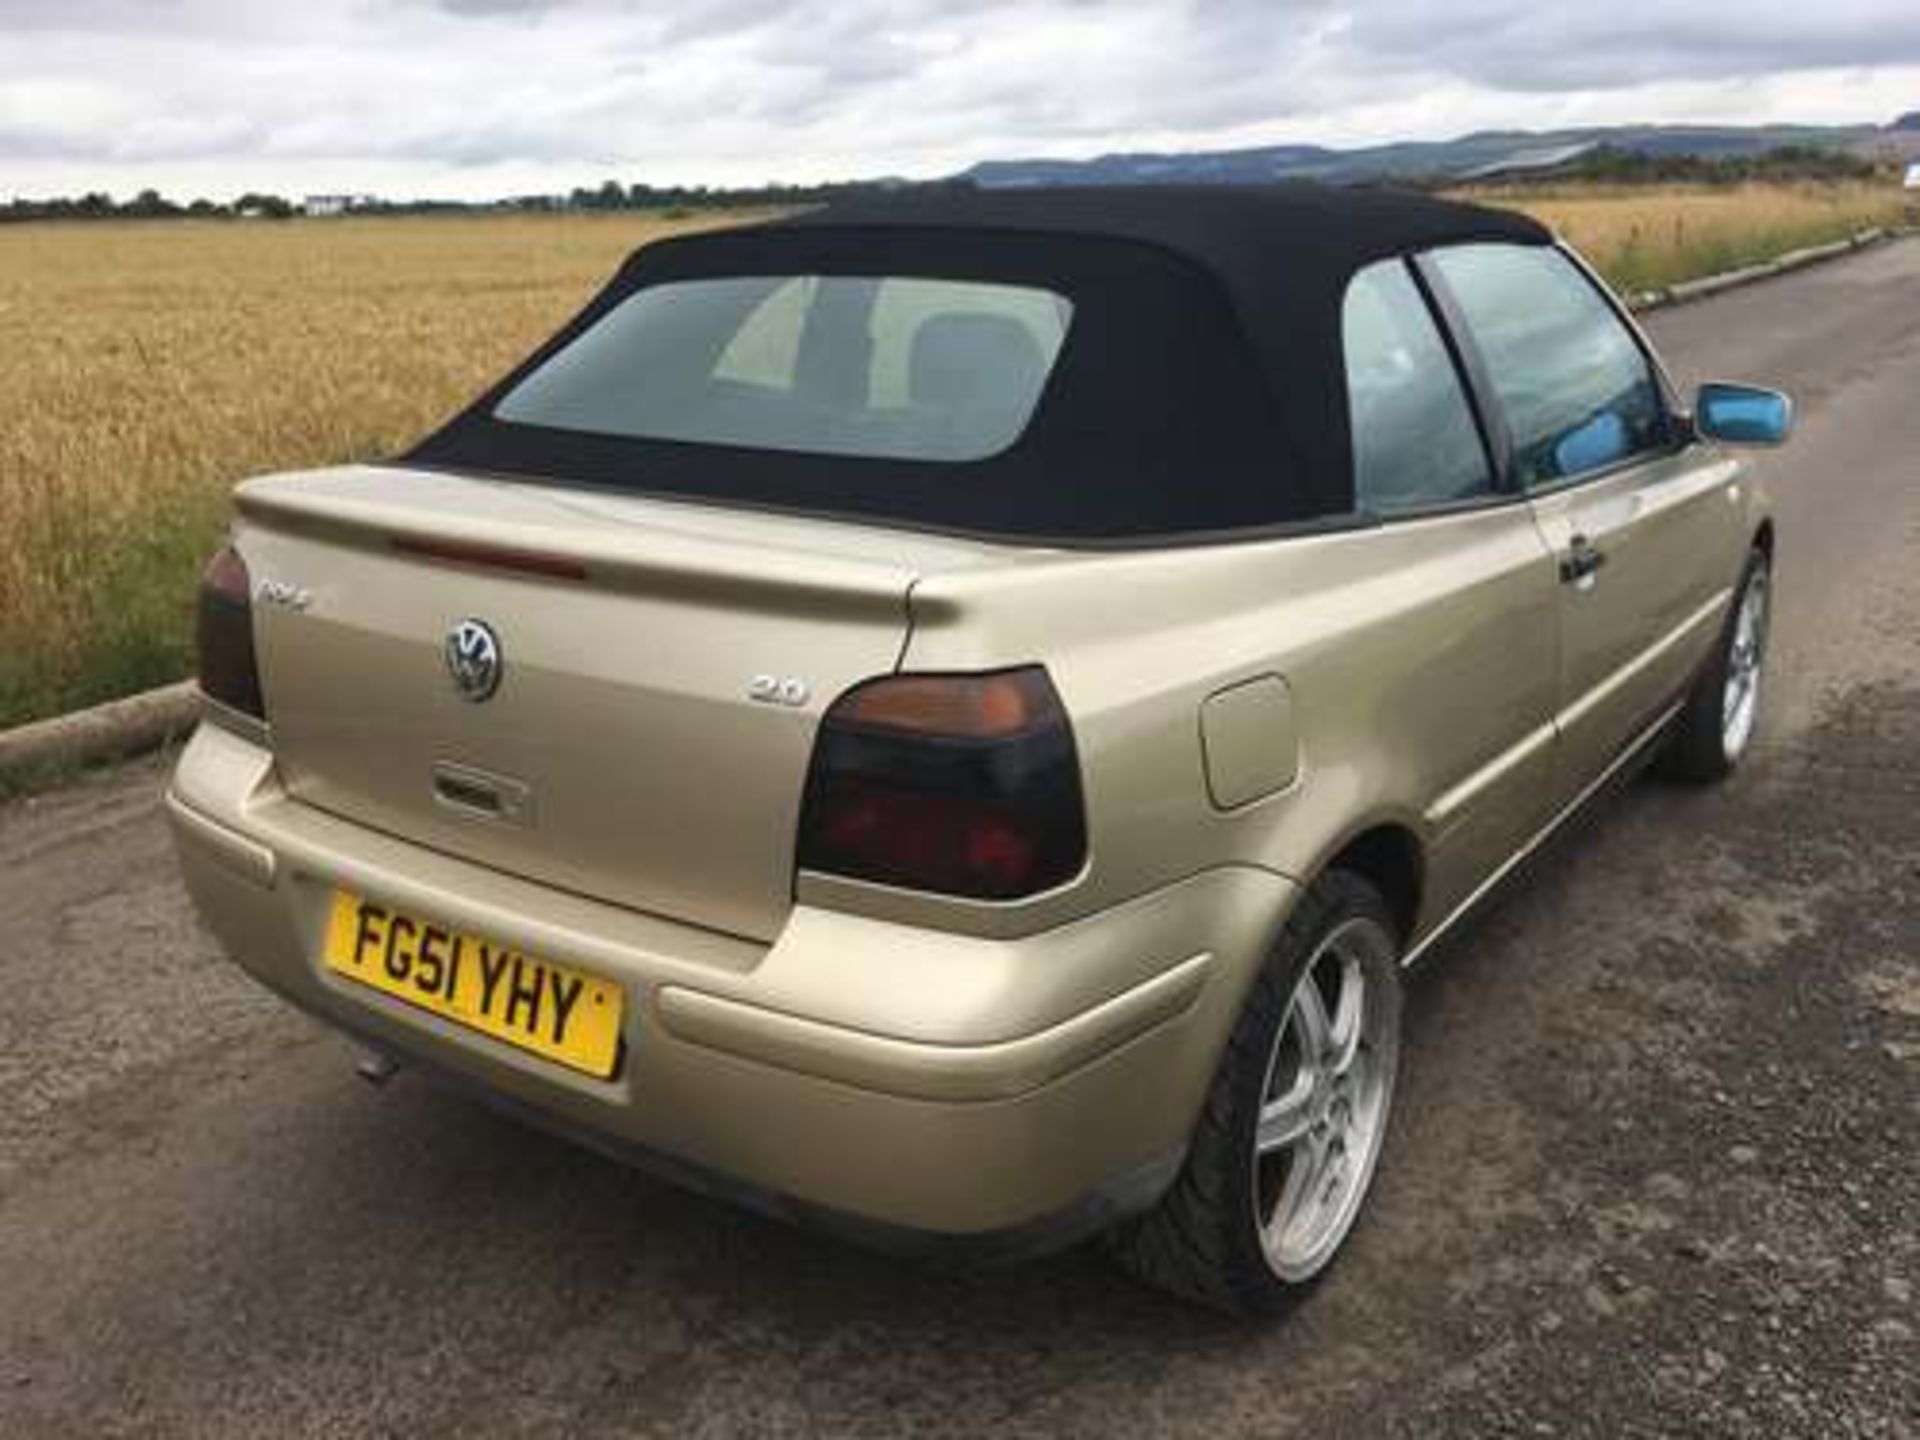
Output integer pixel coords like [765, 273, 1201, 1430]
[0, 211, 754, 727]
[0, 183, 1909, 728]
[1471, 180, 1909, 292]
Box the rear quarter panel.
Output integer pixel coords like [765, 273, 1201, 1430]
[805, 504, 1562, 949]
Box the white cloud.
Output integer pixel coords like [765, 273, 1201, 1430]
[1, 0, 1917, 199]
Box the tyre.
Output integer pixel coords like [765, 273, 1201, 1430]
[1107, 871, 1404, 1314]
[1661, 546, 1771, 784]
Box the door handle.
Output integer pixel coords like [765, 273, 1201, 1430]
[1560, 535, 1607, 586]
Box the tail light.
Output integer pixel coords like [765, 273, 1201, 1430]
[797, 667, 1087, 900]
[196, 542, 265, 720]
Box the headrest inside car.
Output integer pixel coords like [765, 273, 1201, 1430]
[909, 313, 1048, 419]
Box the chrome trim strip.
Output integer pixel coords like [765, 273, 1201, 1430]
[1556, 588, 1729, 737]
[1425, 720, 1557, 830]
[1401, 700, 1683, 970]
[1425, 587, 1728, 836]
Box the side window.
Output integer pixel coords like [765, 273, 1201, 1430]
[1428, 243, 1666, 488]
[1342, 259, 1492, 515]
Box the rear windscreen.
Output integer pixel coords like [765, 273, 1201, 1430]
[495, 276, 1073, 464]
[407, 227, 1301, 542]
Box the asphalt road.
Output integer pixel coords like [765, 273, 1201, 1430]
[4, 241, 1918, 1439]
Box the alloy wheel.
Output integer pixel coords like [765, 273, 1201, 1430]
[1722, 561, 1770, 761]
[1252, 916, 1401, 1283]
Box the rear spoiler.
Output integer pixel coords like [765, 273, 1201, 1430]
[234, 467, 920, 623]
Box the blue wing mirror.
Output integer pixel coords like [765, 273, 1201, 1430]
[1693, 382, 1794, 446]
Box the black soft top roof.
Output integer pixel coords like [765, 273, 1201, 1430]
[408, 185, 1551, 543]
[777, 183, 1547, 299]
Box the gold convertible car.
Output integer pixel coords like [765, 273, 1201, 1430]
[169, 186, 1791, 1312]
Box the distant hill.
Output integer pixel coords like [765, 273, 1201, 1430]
[961, 121, 1905, 188]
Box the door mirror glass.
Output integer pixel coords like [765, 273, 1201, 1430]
[1694, 383, 1793, 446]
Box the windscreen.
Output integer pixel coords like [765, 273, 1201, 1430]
[495, 276, 1073, 464]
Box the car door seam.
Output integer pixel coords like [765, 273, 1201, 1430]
[1553, 587, 1731, 736]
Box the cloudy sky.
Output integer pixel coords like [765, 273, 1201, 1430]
[4, 0, 1920, 200]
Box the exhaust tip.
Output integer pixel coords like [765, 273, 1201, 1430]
[355, 1050, 402, 1087]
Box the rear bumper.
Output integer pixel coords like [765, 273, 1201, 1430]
[167, 722, 1292, 1244]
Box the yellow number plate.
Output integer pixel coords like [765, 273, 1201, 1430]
[321, 890, 625, 1079]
